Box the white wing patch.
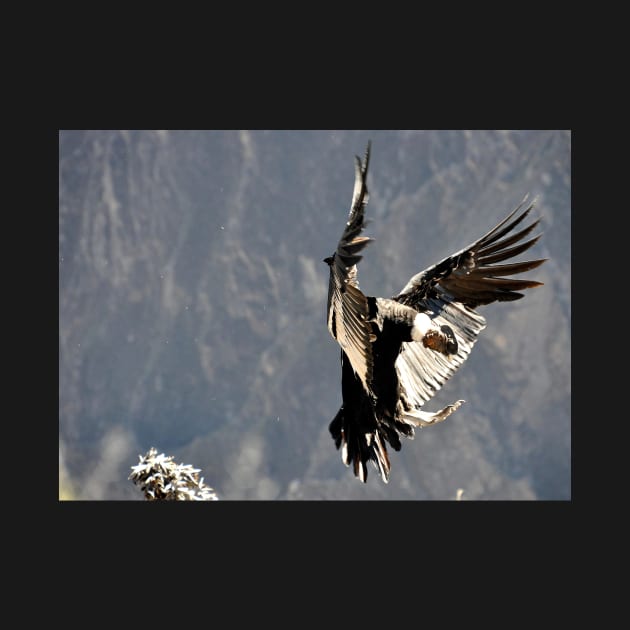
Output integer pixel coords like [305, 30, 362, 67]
[396, 299, 486, 410]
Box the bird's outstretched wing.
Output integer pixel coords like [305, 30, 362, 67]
[326, 141, 375, 396]
[395, 196, 545, 308]
[393, 196, 546, 414]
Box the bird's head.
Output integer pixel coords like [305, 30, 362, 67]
[323, 254, 335, 266]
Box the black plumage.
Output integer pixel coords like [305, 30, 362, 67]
[325, 141, 546, 483]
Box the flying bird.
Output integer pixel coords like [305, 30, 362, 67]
[324, 141, 546, 483]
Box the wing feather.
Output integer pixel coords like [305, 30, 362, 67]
[394, 195, 546, 309]
[326, 142, 375, 395]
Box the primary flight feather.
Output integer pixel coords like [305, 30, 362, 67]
[324, 141, 546, 483]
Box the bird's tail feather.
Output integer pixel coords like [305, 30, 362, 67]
[330, 407, 413, 483]
[330, 398, 464, 482]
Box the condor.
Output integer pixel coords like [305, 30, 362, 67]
[325, 141, 546, 483]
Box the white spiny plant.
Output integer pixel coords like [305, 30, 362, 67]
[130, 448, 219, 501]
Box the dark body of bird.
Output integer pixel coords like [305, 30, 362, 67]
[325, 141, 546, 483]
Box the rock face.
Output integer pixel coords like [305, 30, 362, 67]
[59, 130, 571, 500]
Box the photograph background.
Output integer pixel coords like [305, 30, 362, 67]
[59, 130, 570, 500]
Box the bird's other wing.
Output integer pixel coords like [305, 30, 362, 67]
[394, 196, 546, 309]
[393, 196, 546, 414]
[327, 141, 376, 396]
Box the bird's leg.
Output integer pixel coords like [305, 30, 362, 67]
[402, 400, 465, 427]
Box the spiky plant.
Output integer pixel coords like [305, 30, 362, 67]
[129, 448, 219, 501]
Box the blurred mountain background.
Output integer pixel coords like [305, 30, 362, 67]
[59, 130, 570, 500]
